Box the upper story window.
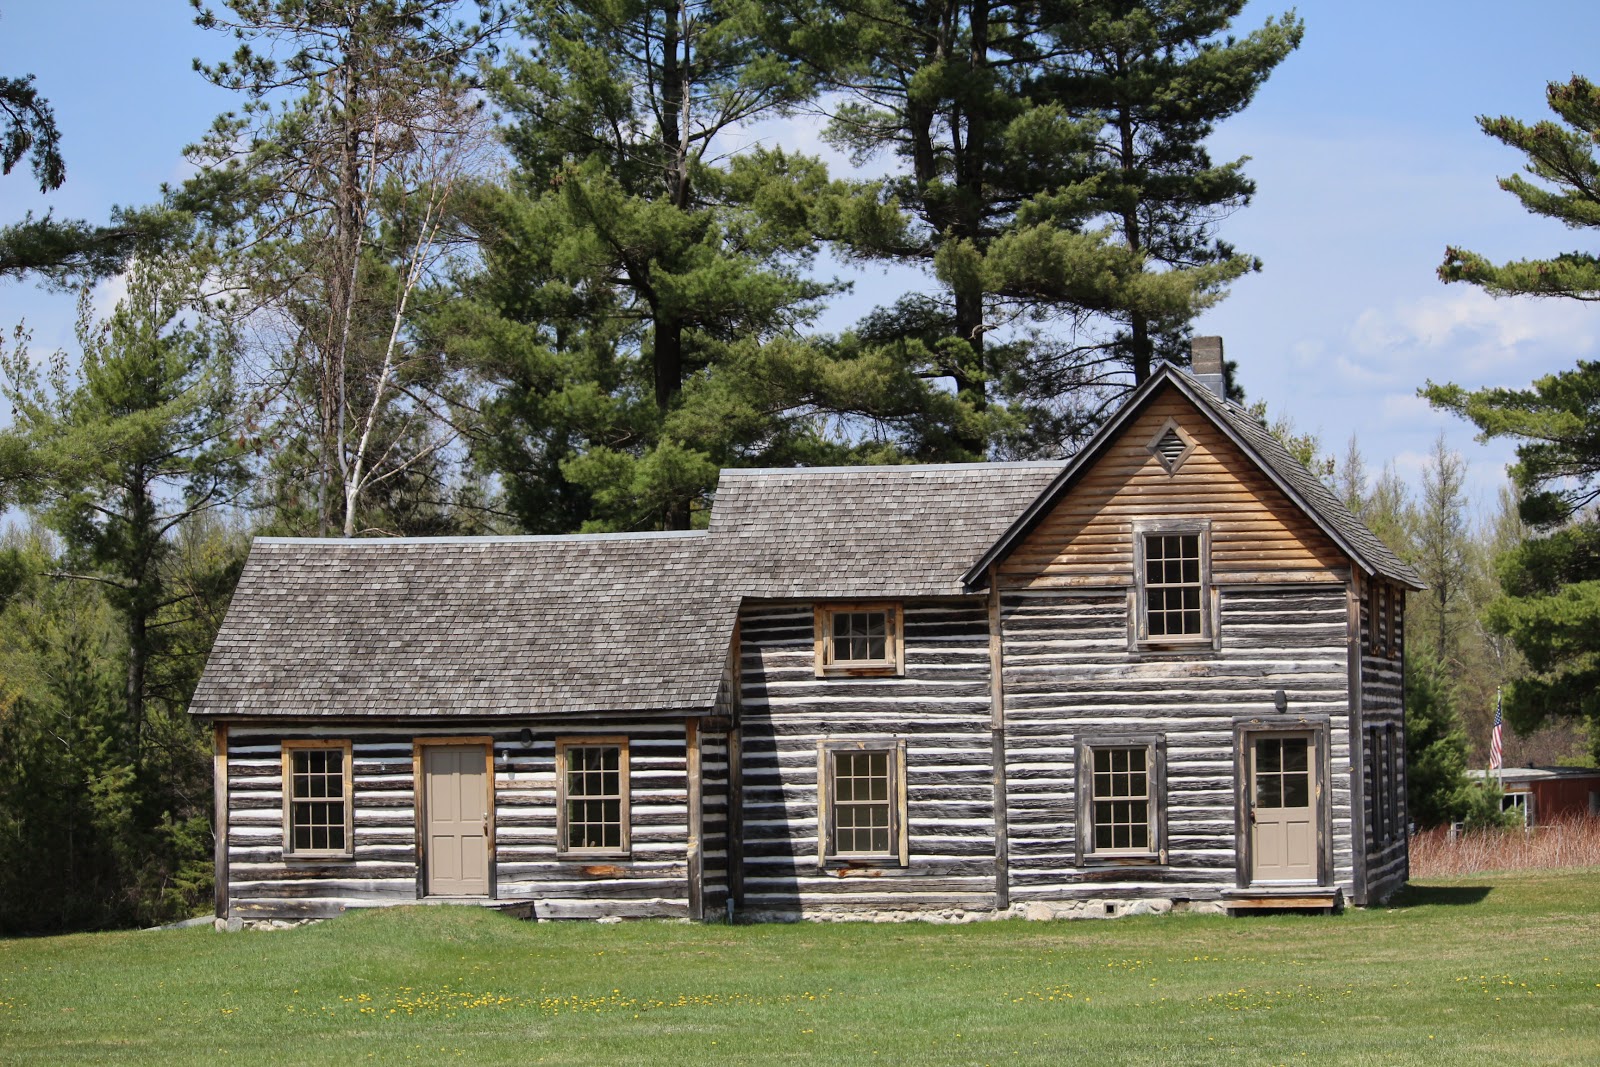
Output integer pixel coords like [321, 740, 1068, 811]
[815, 603, 904, 677]
[282, 739, 353, 860]
[1132, 520, 1213, 647]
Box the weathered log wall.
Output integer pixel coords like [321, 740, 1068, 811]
[1360, 583, 1409, 902]
[999, 584, 1356, 902]
[735, 600, 999, 918]
[222, 719, 695, 922]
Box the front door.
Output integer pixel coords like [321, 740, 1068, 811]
[422, 743, 490, 896]
[1249, 732, 1318, 883]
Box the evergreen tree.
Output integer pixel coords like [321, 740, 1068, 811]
[1412, 436, 1471, 666]
[1426, 74, 1600, 759]
[0, 258, 247, 746]
[1, 65, 187, 285]
[442, 0, 957, 531]
[780, 0, 1301, 454]
[1403, 650, 1473, 829]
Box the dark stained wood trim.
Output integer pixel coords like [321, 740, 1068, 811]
[727, 723, 744, 911]
[1348, 574, 1369, 905]
[213, 722, 229, 920]
[686, 718, 704, 921]
[987, 571, 1009, 908]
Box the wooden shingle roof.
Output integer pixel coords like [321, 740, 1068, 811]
[708, 462, 1065, 598]
[189, 533, 735, 719]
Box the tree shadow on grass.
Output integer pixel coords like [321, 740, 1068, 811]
[1384, 884, 1493, 908]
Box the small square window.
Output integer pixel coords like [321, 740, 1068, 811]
[282, 740, 353, 859]
[818, 741, 906, 865]
[815, 604, 903, 677]
[556, 738, 630, 856]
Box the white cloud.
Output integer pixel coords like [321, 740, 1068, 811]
[91, 272, 132, 323]
[1348, 288, 1600, 380]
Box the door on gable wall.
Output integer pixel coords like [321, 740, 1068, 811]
[421, 742, 491, 896]
[1247, 732, 1319, 883]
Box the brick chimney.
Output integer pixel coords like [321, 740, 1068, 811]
[1190, 336, 1226, 398]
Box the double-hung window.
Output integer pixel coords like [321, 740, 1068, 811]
[282, 739, 353, 860]
[815, 603, 904, 677]
[1132, 520, 1212, 647]
[556, 737, 630, 856]
[817, 740, 907, 865]
[1076, 736, 1166, 864]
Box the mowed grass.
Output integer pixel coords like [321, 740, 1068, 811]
[3, 871, 1599, 1066]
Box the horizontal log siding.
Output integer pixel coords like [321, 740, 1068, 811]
[1001, 586, 1355, 902]
[737, 600, 998, 916]
[1361, 587, 1409, 901]
[999, 392, 1351, 589]
[223, 720, 693, 921]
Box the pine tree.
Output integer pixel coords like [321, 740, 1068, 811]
[441, 0, 958, 531]
[1426, 74, 1600, 759]
[0, 258, 247, 745]
[779, 0, 1301, 454]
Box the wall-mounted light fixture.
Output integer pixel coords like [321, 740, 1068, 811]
[519, 727, 535, 749]
[1273, 689, 1288, 713]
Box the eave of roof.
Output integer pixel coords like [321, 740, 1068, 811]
[963, 364, 1424, 590]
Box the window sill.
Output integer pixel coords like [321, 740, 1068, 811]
[816, 664, 901, 678]
[1130, 643, 1216, 660]
[556, 851, 632, 862]
[284, 853, 355, 865]
[820, 856, 905, 870]
[1080, 854, 1164, 867]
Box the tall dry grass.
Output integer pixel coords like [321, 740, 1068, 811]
[1410, 814, 1600, 877]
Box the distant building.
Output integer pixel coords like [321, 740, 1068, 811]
[1470, 768, 1600, 826]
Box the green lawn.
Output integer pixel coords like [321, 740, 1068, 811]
[3, 871, 1598, 1066]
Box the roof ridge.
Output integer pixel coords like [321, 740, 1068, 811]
[717, 460, 1065, 477]
[254, 531, 710, 546]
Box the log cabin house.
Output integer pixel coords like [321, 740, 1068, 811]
[192, 343, 1422, 926]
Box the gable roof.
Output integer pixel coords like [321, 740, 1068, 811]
[964, 365, 1424, 590]
[709, 462, 1064, 598]
[189, 532, 737, 719]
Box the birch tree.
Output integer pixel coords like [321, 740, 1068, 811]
[182, 0, 509, 534]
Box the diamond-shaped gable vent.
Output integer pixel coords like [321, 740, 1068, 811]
[1155, 428, 1186, 471]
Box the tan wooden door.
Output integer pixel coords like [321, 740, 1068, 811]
[1249, 733, 1317, 883]
[423, 744, 490, 896]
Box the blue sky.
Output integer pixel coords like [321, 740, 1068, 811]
[3, 1, 1598, 516]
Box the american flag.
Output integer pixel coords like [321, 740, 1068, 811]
[1489, 689, 1504, 772]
